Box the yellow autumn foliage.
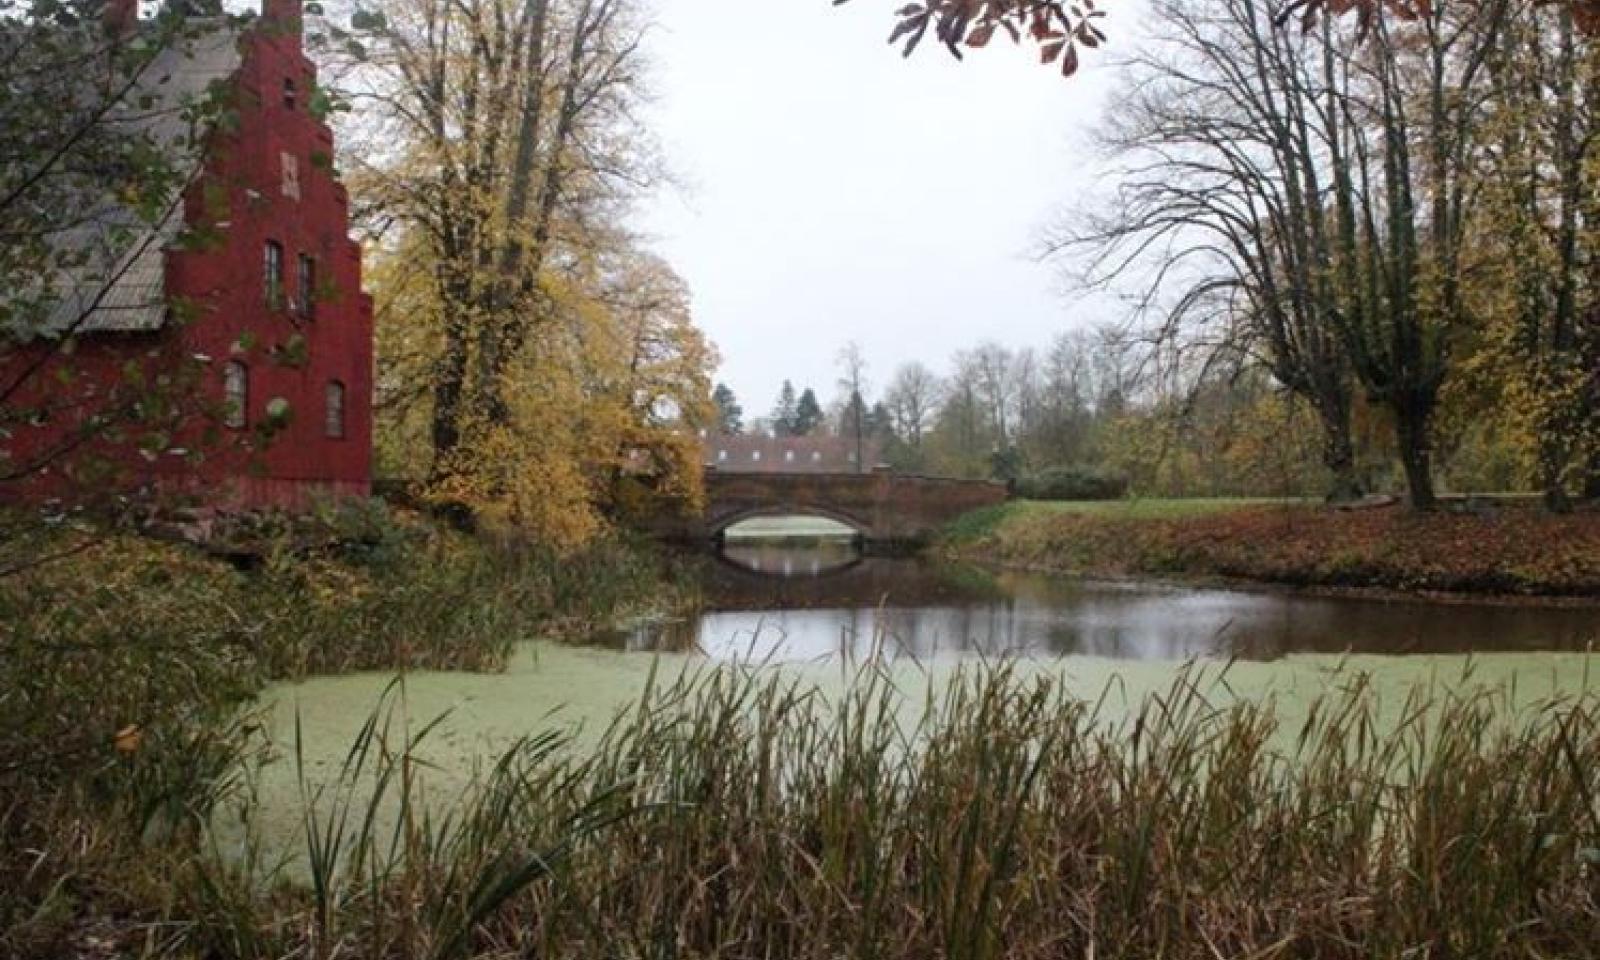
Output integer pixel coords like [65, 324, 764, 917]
[370, 230, 714, 549]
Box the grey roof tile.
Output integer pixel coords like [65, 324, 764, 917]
[35, 21, 242, 337]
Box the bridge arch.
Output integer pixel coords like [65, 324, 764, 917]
[709, 504, 872, 540]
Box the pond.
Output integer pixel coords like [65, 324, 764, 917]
[618, 531, 1600, 663]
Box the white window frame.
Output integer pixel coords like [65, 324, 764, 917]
[223, 361, 248, 429]
[264, 240, 284, 308]
[324, 380, 346, 439]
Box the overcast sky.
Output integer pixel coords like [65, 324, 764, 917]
[636, 1, 1132, 416]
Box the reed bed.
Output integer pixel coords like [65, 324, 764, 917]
[176, 662, 1600, 960]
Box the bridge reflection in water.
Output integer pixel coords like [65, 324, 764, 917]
[720, 540, 862, 579]
[620, 519, 1600, 664]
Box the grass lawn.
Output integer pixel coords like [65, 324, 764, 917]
[942, 495, 1600, 597]
[1008, 497, 1304, 520]
[942, 497, 1301, 543]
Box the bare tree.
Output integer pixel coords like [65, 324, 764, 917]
[1054, 0, 1513, 507]
[836, 340, 870, 472]
[1047, 0, 1367, 500]
[884, 361, 943, 454]
[1028, 331, 1097, 464]
[1325, 0, 1510, 509]
[969, 341, 1022, 448]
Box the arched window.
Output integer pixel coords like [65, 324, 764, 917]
[324, 380, 346, 439]
[223, 361, 248, 428]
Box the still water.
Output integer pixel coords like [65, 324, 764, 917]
[623, 536, 1600, 663]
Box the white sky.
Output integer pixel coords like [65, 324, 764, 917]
[636, 1, 1131, 414]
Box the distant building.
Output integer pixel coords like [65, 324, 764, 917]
[1, 0, 373, 510]
[704, 433, 883, 475]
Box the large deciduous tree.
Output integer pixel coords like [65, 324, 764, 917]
[1054, 0, 1516, 508]
[1048, 0, 1367, 500]
[1472, 2, 1599, 509]
[340, 0, 663, 503]
[342, 0, 710, 537]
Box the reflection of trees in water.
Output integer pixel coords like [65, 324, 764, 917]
[632, 543, 1600, 662]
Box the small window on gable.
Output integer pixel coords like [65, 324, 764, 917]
[324, 380, 346, 439]
[296, 253, 315, 318]
[223, 361, 248, 428]
[717, 449, 728, 462]
[283, 77, 297, 110]
[784, 449, 795, 463]
[281, 152, 300, 200]
[264, 240, 284, 308]
[752, 450, 762, 462]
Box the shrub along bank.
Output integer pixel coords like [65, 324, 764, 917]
[944, 500, 1600, 597]
[1012, 464, 1130, 501]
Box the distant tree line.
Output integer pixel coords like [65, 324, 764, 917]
[716, 300, 1596, 501]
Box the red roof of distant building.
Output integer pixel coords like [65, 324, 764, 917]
[701, 433, 883, 474]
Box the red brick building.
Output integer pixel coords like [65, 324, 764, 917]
[1, 0, 372, 510]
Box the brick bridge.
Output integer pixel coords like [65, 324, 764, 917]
[653, 466, 1009, 547]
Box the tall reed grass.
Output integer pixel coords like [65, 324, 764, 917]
[176, 662, 1600, 960]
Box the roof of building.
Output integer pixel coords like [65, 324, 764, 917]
[703, 433, 885, 474]
[31, 20, 243, 338]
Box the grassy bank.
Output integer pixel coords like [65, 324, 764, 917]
[944, 499, 1600, 598]
[0, 503, 688, 956]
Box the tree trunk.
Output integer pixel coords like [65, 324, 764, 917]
[1583, 447, 1600, 502]
[428, 310, 470, 485]
[1320, 415, 1364, 504]
[1394, 403, 1437, 511]
[1541, 433, 1574, 513]
[476, 0, 594, 428]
